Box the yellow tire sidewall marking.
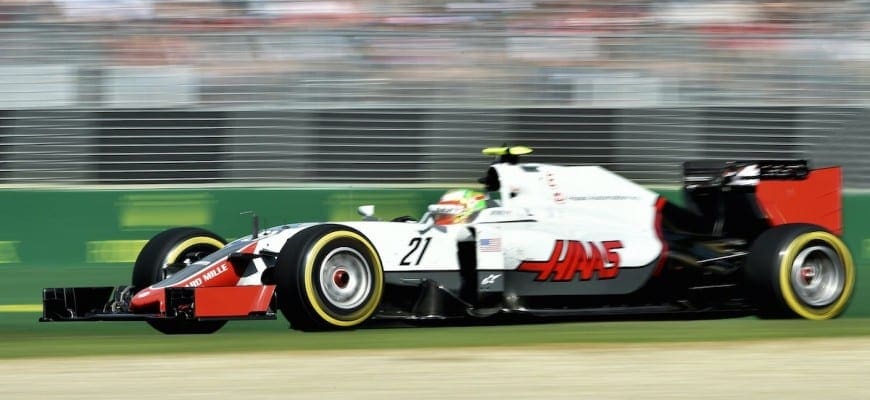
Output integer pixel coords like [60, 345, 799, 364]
[779, 231, 855, 320]
[164, 236, 224, 266]
[303, 230, 384, 327]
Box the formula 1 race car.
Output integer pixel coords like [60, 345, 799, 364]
[41, 146, 856, 334]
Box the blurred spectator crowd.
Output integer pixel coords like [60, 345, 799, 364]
[0, 0, 867, 108]
[0, 0, 860, 29]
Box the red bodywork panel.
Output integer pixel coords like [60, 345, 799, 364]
[755, 167, 842, 235]
[130, 242, 260, 315]
[194, 285, 276, 318]
[129, 258, 247, 313]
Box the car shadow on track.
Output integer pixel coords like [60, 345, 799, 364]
[363, 309, 754, 330]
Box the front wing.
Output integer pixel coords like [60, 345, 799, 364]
[40, 285, 278, 322]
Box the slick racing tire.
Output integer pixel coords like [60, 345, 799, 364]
[133, 227, 228, 334]
[275, 225, 384, 331]
[746, 223, 855, 320]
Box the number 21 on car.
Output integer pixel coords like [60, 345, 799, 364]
[400, 236, 432, 266]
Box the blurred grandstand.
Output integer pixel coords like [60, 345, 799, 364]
[0, 0, 868, 186]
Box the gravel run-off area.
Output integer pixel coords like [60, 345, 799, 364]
[2, 337, 869, 399]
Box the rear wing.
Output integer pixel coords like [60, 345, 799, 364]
[681, 160, 842, 236]
[683, 160, 809, 189]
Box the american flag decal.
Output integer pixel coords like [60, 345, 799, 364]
[479, 238, 502, 252]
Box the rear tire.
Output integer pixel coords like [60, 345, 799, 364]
[275, 225, 384, 331]
[745, 224, 855, 320]
[133, 227, 228, 334]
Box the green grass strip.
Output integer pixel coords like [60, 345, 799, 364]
[3, 314, 870, 359]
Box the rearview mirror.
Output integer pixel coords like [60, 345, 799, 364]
[357, 205, 377, 221]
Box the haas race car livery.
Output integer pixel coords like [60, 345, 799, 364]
[41, 146, 855, 333]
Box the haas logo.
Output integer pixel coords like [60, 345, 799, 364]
[518, 240, 623, 281]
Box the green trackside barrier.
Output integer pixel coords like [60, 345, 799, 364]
[1, 188, 869, 317]
[0, 188, 446, 308]
[0, 188, 446, 266]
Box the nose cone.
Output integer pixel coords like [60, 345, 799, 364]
[129, 287, 165, 313]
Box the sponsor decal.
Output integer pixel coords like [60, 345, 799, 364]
[544, 171, 566, 204]
[479, 238, 502, 252]
[118, 193, 214, 229]
[429, 204, 465, 215]
[860, 238, 870, 261]
[545, 172, 558, 188]
[724, 164, 760, 186]
[480, 273, 502, 286]
[0, 241, 20, 263]
[186, 263, 229, 287]
[488, 209, 511, 216]
[517, 240, 623, 281]
[569, 195, 640, 201]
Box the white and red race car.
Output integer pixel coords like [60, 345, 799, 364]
[41, 146, 856, 333]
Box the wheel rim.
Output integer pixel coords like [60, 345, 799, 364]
[318, 247, 372, 310]
[790, 245, 845, 307]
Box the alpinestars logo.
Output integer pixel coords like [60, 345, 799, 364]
[517, 240, 623, 281]
[480, 273, 502, 286]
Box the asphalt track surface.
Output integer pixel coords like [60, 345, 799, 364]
[2, 337, 868, 399]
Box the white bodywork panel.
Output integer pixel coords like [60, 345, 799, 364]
[477, 164, 663, 271]
[342, 222, 463, 272]
[216, 163, 663, 288]
[343, 164, 661, 274]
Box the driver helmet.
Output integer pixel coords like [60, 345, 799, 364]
[432, 189, 487, 225]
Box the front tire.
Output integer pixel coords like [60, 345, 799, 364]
[745, 224, 855, 320]
[133, 227, 228, 334]
[275, 225, 385, 331]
